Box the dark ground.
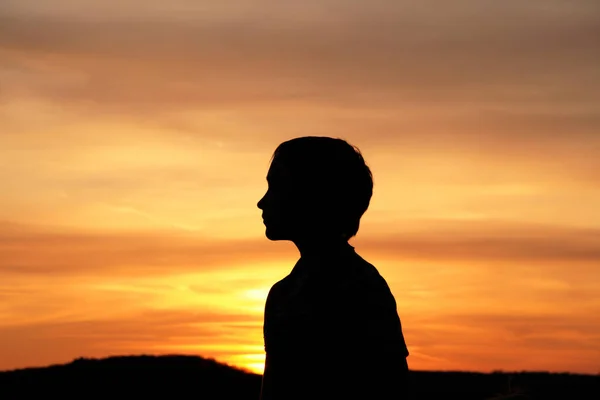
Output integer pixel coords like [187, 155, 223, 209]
[0, 355, 598, 399]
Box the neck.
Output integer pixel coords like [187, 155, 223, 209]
[293, 236, 353, 260]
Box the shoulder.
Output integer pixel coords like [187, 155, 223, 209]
[265, 275, 290, 306]
[346, 255, 397, 309]
[347, 254, 392, 290]
[267, 275, 289, 296]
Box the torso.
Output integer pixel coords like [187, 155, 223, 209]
[261, 245, 409, 399]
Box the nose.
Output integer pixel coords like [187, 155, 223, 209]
[257, 194, 265, 210]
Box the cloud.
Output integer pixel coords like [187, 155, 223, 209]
[0, 308, 262, 371]
[0, 224, 294, 276]
[1, 1, 599, 183]
[1, 2, 599, 177]
[2, 221, 599, 277]
[360, 223, 600, 263]
[1, 281, 598, 374]
[402, 311, 600, 373]
[1, 1, 598, 111]
[1, 220, 598, 374]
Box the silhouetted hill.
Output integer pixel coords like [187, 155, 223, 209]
[0, 355, 261, 399]
[0, 355, 598, 399]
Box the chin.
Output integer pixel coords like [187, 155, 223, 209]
[264, 226, 290, 241]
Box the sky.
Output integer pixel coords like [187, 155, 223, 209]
[1, 0, 599, 375]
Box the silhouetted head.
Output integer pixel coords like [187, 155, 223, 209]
[257, 136, 373, 243]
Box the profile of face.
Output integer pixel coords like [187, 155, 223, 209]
[257, 157, 308, 241]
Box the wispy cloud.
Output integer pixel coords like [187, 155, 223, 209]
[1, 1, 598, 118]
[0, 309, 262, 371]
[404, 312, 600, 373]
[2, 222, 599, 276]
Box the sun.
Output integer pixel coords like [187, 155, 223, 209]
[234, 353, 266, 375]
[245, 362, 266, 375]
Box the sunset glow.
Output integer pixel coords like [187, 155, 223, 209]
[1, 0, 599, 375]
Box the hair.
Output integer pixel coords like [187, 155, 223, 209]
[271, 136, 373, 239]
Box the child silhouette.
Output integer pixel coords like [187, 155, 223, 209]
[257, 136, 410, 400]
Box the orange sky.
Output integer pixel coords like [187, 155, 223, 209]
[1, 0, 599, 375]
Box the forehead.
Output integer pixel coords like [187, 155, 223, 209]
[266, 158, 291, 183]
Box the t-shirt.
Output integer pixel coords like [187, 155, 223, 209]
[260, 243, 410, 400]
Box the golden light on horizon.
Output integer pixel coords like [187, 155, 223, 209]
[232, 354, 267, 375]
